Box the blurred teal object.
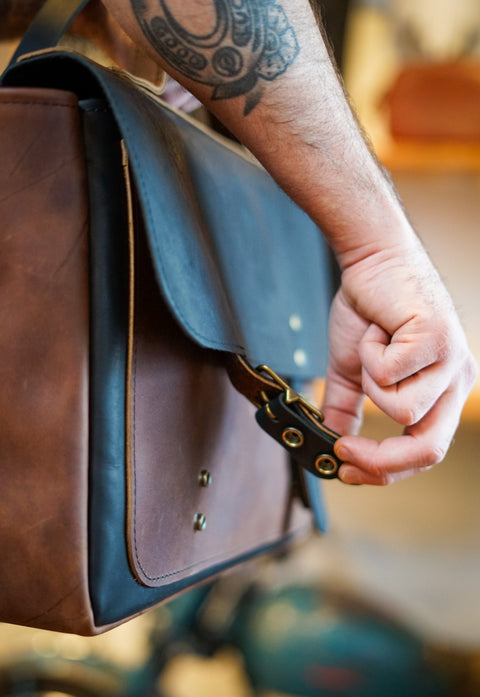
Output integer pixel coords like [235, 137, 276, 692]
[0, 583, 456, 696]
[228, 586, 451, 697]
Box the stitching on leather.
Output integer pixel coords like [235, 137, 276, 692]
[135, 147, 245, 352]
[0, 100, 76, 108]
[111, 88, 245, 353]
[132, 316, 140, 577]
[113, 74, 295, 582]
[129, 330, 306, 583]
[0, 94, 246, 351]
[136, 520, 308, 582]
[128, 307, 301, 584]
[120, 87, 276, 582]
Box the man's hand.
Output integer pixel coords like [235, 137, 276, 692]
[102, 0, 478, 485]
[323, 239, 477, 485]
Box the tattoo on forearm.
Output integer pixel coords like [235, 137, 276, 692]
[130, 0, 299, 114]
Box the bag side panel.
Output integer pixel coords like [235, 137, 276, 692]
[0, 88, 93, 633]
[82, 105, 312, 627]
[81, 102, 137, 629]
[128, 209, 313, 588]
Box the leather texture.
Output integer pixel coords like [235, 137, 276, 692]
[81, 101, 311, 626]
[0, 88, 94, 633]
[128, 204, 311, 589]
[0, 52, 333, 635]
[256, 394, 340, 479]
[7, 0, 90, 68]
[225, 355, 341, 480]
[3, 52, 335, 381]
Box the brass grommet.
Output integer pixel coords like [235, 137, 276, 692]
[315, 454, 338, 477]
[193, 513, 207, 531]
[199, 470, 212, 487]
[282, 427, 304, 449]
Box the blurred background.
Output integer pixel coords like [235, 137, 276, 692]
[1, 0, 480, 695]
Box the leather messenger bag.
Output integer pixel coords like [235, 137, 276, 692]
[0, 0, 341, 635]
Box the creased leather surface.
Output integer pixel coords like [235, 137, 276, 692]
[0, 88, 93, 633]
[0, 68, 323, 634]
[128, 213, 312, 588]
[3, 53, 335, 381]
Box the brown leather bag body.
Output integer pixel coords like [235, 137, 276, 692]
[0, 8, 337, 635]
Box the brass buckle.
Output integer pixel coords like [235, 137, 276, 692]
[225, 355, 341, 479]
[255, 364, 325, 428]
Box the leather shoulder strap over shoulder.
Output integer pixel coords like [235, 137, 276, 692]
[7, 0, 90, 68]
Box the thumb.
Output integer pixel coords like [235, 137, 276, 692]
[321, 367, 365, 436]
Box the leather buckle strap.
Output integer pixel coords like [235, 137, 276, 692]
[226, 355, 342, 479]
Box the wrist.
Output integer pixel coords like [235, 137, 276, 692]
[312, 182, 419, 272]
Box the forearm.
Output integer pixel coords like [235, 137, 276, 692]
[103, 0, 411, 269]
[4, 0, 475, 484]
[101, 2, 477, 488]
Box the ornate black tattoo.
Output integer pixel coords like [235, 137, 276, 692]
[130, 0, 299, 114]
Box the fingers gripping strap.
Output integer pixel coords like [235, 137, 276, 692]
[226, 355, 342, 479]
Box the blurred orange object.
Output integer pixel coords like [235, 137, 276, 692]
[385, 60, 480, 141]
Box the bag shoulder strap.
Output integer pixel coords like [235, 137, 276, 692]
[7, 0, 90, 68]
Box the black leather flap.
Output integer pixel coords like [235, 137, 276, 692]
[3, 52, 336, 379]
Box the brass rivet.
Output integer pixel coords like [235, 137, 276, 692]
[282, 427, 304, 449]
[199, 470, 212, 487]
[315, 455, 338, 476]
[193, 513, 207, 532]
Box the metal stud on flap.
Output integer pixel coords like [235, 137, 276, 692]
[193, 513, 207, 531]
[293, 349, 307, 367]
[289, 314, 303, 332]
[199, 470, 212, 487]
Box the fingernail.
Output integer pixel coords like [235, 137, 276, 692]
[339, 467, 363, 486]
[335, 444, 352, 462]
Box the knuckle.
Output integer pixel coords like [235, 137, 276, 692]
[433, 326, 453, 362]
[373, 365, 392, 388]
[368, 463, 395, 486]
[394, 405, 418, 427]
[378, 472, 395, 486]
[376, 354, 406, 387]
[390, 351, 409, 379]
[360, 354, 391, 387]
[465, 354, 479, 387]
[422, 444, 447, 468]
